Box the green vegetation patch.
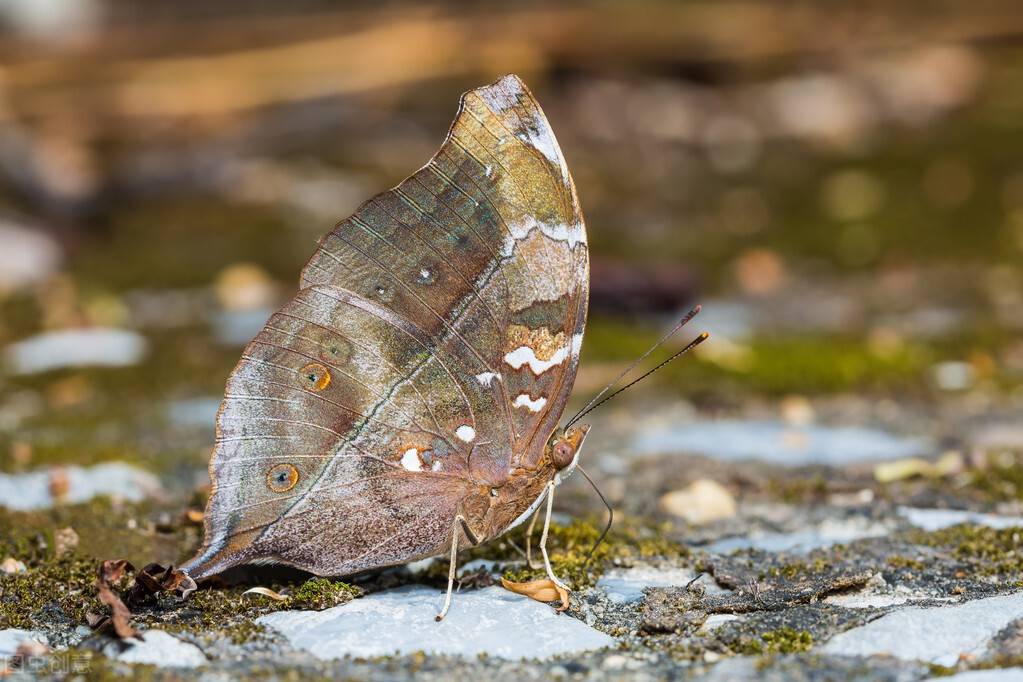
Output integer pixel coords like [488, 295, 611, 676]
[738, 627, 814, 656]
[908, 523, 1023, 575]
[499, 517, 688, 589]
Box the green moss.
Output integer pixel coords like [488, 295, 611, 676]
[766, 475, 829, 504]
[908, 524, 1023, 575]
[763, 557, 829, 580]
[0, 555, 100, 629]
[289, 577, 361, 610]
[970, 453, 1023, 502]
[583, 317, 933, 396]
[500, 517, 688, 589]
[738, 628, 813, 656]
[926, 662, 959, 677]
[887, 555, 926, 570]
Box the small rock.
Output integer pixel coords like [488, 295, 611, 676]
[780, 395, 815, 426]
[932, 361, 975, 391]
[0, 221, 61, 294]
[53, 527, 79, 558]
[1, 557, 27, 574]
[659, 479, 737, 524]
[733, 248, 786, 296]
[214, 263, 277, 312]
[602, 654, 627, 670]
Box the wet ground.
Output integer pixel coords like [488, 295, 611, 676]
[3, 7, 1023, 677]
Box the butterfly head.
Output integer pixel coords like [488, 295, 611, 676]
[549, 423, 590, 474]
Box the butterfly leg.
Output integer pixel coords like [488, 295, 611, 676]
[524, 505, 544, 569]
[539, 481, 570, 591]
[436, 514, 480, 621]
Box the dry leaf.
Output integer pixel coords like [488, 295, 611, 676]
[94, 559, 140, 640]
[125, 563, 197, 607]
[500, 576, 570, 611]
[243, 587, 289, 602]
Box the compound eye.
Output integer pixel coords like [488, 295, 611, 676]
[552, 441, 575, 469]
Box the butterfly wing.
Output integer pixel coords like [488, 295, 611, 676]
[183, 75, 588, 579]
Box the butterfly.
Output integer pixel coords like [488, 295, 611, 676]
[181, 74, 593, 618]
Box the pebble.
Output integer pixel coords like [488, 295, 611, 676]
[257, 585, 615, 660]
[1, 557, 27, 574]
[4, 328, 148, 374]
[0, 221, 61, 294]
[602, 654, 627, 670]
[658, 479, 737, 524]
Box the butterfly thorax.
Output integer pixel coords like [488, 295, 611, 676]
[479, 424, 589, 541]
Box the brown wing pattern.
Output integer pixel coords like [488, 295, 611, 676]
[182, 75, 588, 579]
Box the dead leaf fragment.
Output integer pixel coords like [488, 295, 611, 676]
[94, 559, 140, 640]
[500, 576, 570, 611]
[874, 451, 963, 482]
[125, 563, 197, 607]
[243, 587, 289, 602]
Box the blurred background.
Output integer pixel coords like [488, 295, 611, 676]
[1, 0, 1023, 536]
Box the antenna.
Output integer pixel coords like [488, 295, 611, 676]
[578, 466, 614, 560]
[565, 305, 707, 428]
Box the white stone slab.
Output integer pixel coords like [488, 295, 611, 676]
[823, 593, 909, 608]
[115, 631, 206, 669]
[4, 328, 147, 375]
[898, 507, 1023, 532]
[257, 585, 615, 660]
[703, 517, 890, 555]
[823, 591, 1023, 665]
[0, 463, 162, 511]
